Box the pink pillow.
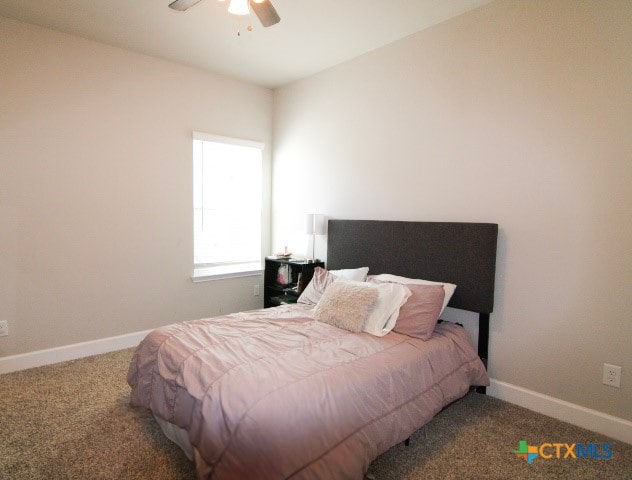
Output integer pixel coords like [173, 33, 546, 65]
[369, 278, 445, 340]
[298, 267, 335, 305]
[395, 284, 445, 340]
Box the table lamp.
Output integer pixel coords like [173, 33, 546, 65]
[305, 214, 326, 262]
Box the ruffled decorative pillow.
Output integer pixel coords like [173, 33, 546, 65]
[297, 267, 334, 305]
[298, 266, 369, 305]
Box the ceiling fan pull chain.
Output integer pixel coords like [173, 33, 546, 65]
[234, 15, 254, 36]
[235, 16, 242, 36]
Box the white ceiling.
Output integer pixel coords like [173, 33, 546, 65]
[0, 0, 492, 88]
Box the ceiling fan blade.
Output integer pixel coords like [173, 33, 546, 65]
[168, 0, 203, 12]
[251, 0, 281, 27]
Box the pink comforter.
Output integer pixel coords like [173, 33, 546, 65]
[127, 304, 488, 479]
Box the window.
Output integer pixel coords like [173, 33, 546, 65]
[192, 132, 263, 281]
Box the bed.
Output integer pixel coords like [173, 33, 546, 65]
[127, 220, 498, 479]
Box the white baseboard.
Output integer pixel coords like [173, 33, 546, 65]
[0, 329, 151, 375]
[489, 378, 632, 445]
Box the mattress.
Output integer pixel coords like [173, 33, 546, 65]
[127, 303, 488, 479]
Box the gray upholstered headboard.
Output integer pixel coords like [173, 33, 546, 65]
[326, 220, 498, 314]
[326, 220, 498, 380]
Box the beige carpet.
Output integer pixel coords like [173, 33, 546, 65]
[0, 349, 630, 479]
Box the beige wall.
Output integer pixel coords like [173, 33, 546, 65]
[272, 0, 632, 420]
[0, 17, 272, 356]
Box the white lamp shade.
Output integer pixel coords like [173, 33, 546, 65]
[305, 214, 326, 236]
[228, 0, 250, 15]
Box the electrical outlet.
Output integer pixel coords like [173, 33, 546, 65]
[0, 320, 8, 337]
[602, 364, 621, 388]
[254, 284, 260, 296]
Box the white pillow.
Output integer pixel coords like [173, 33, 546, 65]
[368, 273, 456, 315]
[338, 280, 411, 337]
[330, 267, 369, 282]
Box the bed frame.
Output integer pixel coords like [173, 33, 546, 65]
[326, 220, 498, 393]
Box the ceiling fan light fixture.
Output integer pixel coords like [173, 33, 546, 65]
[228, 0, 249, 15]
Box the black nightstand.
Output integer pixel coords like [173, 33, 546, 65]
[264, 257, 325, 308]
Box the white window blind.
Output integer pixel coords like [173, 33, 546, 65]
[193, 132, 263, 279]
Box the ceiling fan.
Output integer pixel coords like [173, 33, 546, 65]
[168, 0, 281, 28]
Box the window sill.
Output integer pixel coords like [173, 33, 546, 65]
[192, 263, 263, 283]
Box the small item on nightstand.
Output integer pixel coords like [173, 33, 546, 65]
[275, 245, 292, 259]
[297, 272, 304, 292]
[277, 264, 290, 285]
